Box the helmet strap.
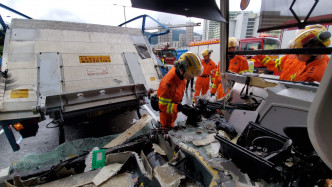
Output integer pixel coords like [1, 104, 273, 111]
[307, 55, 317, 64]
[228, 54, 235, 60]
[175, 68, 184, 80]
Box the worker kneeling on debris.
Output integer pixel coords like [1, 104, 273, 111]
[152, 52, 203, 132]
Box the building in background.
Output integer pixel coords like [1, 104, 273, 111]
[202, 20, 219, 40]
[202, 11, 281, 40]
[158, 26, 173, 44]
[233, 12, 259, 39]
[193, 35, 201, 42]
[156, 21, 198, 48]
[185, 21, 194, 46]
[203, 11, 245, 40]
[179, 34, 186, 47]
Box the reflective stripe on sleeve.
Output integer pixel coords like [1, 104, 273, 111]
[262, 57, 271, 65]
[211, 84, 217, 89]
[275, 58, 282, 72]
[290, 73, 297, 81]
[159, 97, 171, 105]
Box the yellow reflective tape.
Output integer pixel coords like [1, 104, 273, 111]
[159, 97, 171, 102]
[290, 73, 297, 81]
[275, 58, 282, 71]
[262, 57, 271, 65]
[167, 103, 174, 114]
[159, 100, 168, 105]
[159, 97, 171, 103]
[212, 84, 217, 88]
[239, 70, 248, 74]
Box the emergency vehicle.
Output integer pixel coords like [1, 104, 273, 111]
[239, 36, 280, 74]
[189, 36, 280, 74]
[153, 47, 177, 65]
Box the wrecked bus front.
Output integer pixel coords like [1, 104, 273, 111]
[0, 19, 162, 151]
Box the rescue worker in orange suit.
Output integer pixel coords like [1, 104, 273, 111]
[254, 26, 330, 82]
[228, 37, 249, 74]
[251, 54, 304, 81]
[157, 52, 203, 131]
[193, 49, 216, 103]
[210, 37, 249, 100]
[210, 69, 217, 84]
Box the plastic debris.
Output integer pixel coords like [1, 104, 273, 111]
[193, 133, 217, 146]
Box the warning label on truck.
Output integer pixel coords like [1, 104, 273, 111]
[79, 56, 111, 63]
[86, 66, 108, 76]
[10, 89, 29, 98]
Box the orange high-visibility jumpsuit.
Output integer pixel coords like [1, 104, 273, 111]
[228, 55, 249, 74]
[193, 59, 216, 102]
[211, 56, 248, 99]
[210, 73, 216, 84]
[210, 62, 229, 99]
[254, 55, 305, 81]
[157, 67, 186, 130]
[211, 68, 217, 84]
[294, 55, 329, 82]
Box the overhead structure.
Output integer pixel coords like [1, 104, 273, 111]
[118, 14, 170, 42]
[0, 3, 32, 37]
[258, 0, 332, 32]
[131, 0, 227, 23]
[144, 22, 201, 30]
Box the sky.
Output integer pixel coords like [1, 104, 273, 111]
[1, 0, 262, 35]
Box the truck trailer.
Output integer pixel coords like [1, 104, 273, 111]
[0, 19, 162, 151]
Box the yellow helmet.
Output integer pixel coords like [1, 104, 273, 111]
[176, 52, 203, 78]
[228, 37, 239, 47]
[290, 28, 331, 48]
[296, 24, 327, 36]
[201, 49, 213, 56]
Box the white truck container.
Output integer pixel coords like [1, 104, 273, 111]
[0, 19, 162, 150]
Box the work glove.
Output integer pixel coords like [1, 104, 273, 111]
[178, 104, 201, 117]
[205, 93, 215, 102]
[208, 95, 216, 102]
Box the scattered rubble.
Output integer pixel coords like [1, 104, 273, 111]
[1, 113, 332, 186]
